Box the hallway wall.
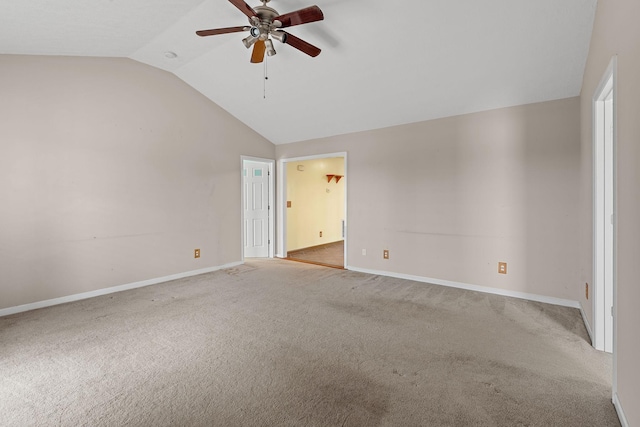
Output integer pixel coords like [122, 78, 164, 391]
[578, 0, 640, 423]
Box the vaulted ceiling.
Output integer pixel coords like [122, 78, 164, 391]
[1, 0, 597, 144]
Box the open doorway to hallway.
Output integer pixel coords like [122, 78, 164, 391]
[281, 154, 346, 269]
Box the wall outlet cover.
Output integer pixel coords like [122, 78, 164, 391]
[498, 262, 507, 274]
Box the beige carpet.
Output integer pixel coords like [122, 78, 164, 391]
[0, 259, 619, 426]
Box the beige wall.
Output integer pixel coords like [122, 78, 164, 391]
[0, 55, 274, 310]
[277, 98, 581, 301]
[286, 157, 345, 252]
[579, 0, 640, 423]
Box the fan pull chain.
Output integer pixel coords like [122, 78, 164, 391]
[263, 56, 268, 99]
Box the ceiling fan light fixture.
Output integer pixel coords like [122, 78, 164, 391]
[270, 30, 286, 43]
[242, 34, 258, 48]
[265, 39, 276, 56]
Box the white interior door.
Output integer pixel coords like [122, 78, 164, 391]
[244, 160, 270, 258]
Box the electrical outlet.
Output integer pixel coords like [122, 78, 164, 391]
[319, 231, 322, 237]
[585, 283, 589, 300]
[498, 262, 507, 274]
[383, 249, 389, 259]
[194, 249, 200, 258]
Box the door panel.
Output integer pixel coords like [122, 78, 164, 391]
[253, 219, 263, 247]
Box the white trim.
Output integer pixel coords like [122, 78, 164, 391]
[0, 261, 242, 317]
[277, 152, 348, 268]
[613, 393, 629, 427]
[579, 303, 594, 344]
[592, 55, 617, 354]
[346, 265, 580, 308]
[241, 156, 275, 260]
[279, 152, 348, 162]
[276, 158, 286, 258]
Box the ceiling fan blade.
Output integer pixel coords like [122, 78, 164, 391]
[196, 26, 249, 37]
[251, 40, 266, 63]
[274, 5, 324, 28]
[283, 32, 321, 57]
[228, 0, 257, 18]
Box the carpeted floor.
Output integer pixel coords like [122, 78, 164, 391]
[287, 240, 344, 268]
[0, 259, 620, 426]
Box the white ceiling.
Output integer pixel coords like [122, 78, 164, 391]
[1, 0, 597, 145]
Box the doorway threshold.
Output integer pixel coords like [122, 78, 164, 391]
[286, 240, 344, 269]
[284, 257, 345, 270]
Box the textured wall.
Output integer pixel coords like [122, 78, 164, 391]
[277, 98, 580, 302]
[0, 55, 274, 309]
[578, 0, 640, 423]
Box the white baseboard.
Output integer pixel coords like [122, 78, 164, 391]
[0, 261, 243, 317]
[613, 392, 629, 427]
[345, 265, 580, 309]
[579, 302, 594, 344]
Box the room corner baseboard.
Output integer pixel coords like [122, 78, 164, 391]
[345, 265, 580, 309]
[579, 302, 594, 344]
[613, 392, 630, 427]
[0, 261, 243, 317]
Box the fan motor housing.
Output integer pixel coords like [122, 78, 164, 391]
[253, 5, 279, 23]
[251, 5, 280, 39]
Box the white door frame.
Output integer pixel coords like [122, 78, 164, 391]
[241, 156, 275, 260]
[277, 152, 348, 267]
[592, 56, 617, 357]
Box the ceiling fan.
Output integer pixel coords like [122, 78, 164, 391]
[196, 0, 324, 63]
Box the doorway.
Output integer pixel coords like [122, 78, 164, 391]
[277, 153, 347, 268]
[593, 57, 616, 354]
[242, 157, 274, 259]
